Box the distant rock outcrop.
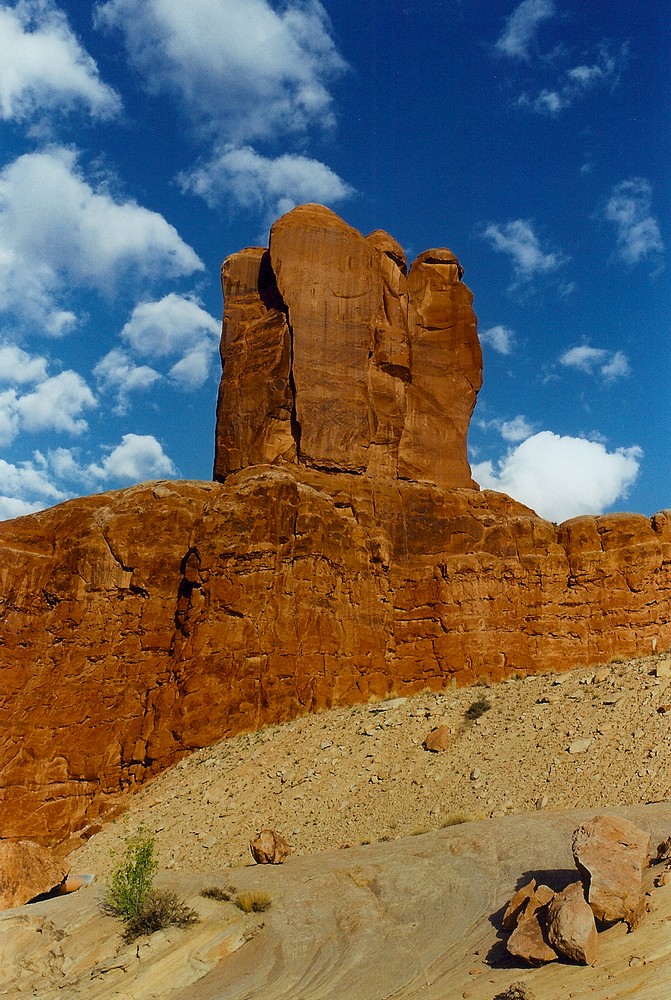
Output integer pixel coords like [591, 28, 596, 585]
[0, 205, 669, 847]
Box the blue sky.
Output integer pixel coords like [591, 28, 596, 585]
[0, 0, 668, 522]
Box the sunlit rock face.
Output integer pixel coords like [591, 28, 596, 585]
[0, 204, 669, 850]
[214, 204, 483, 489]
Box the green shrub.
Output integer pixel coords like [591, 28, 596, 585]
[123, 889, 200, 942]
[105, 824, 158, 922]
[234, 891, 272, 913]
[104, 825, 199, 941]
[465, 695, 491, 721]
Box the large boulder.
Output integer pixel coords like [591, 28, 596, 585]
[572, 814, 650, 928]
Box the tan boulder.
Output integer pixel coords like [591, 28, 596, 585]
[250, 829, 292, 865]
[545, 881, 598, 965]
[572, 814, 650, 928]
[0, 840, 69, 909]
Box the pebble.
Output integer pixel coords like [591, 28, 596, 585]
[568, 738, 592, 754]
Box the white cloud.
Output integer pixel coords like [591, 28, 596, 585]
[500, 415, 536, 442]
[605, 178, 664, 266]
[93, 348, 161, 415]
[16, 370, 97, 435]
[0, 454, 69, 520]
[0, 0, 121, 122]
[560, 345, 630, 381]
[472, 430, 642, 522]
[494, 0, 555, 60]
[88, 433, 177, 481]
[180, 145, 354, 218]
[518, 45, 625, 115]
[120, 293, 219, 359]
[95, 0, 347, 143]
[482, 219, 566, 284]
[112, 292, 221, 392]
[479, 324, 515, 355]
[0, 358, 97, 445]
[0, 148, 203, 330]
[0, 342, 48, 383]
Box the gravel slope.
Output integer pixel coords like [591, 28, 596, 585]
[72, 653, 671, 876]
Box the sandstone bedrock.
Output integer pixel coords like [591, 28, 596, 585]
[0, 204, 669, 847]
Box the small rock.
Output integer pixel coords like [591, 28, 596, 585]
[370, 697, 407, 713]
[593, 667, 610, 684]
[536, 794, 549, 810]
[249, 829, 292, 865]
[201, 835, 217, 849]
[470, 767, 481, 780]
[568, 738, 592, 755]
[423, 725, 450, 753]
[655, 659, 671, 678]
[653, 867, 671, 887]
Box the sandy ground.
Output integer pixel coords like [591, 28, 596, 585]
[72, 652, 671, 877]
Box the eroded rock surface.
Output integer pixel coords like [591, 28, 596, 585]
[0, 841, 69, 909]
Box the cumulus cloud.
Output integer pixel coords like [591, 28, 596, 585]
[479, 324, 515, 355]
[180, 145, 354, 218]
[93, 349, 161, 415]
[95, 0, 347, 143]
[481, 219, 567, 285]
[0, 0, 121, 122]
[472, 430, 642, 522]
[494, 0, 555, 60]
[560, 345, 630, 381]
[108, 292, 221, 393]
[0, 147, 203, 331]
[88, 433, 177, 481]
[0, 350, 97, 445]
[500, 415, 537, 442]
[605, 178, 664, 266]
[0, 433, 178, 520]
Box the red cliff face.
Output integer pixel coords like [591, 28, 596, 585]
[0, 205, 669, 847]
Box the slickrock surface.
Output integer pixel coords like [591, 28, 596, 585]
[214, 204, 482, 488]
[5, 804, 671, 999]
[71, 655, 671, 875]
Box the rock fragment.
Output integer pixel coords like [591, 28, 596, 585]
[422, 725, 450, 753]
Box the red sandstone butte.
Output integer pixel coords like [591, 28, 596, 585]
[0, 204, 670, 848]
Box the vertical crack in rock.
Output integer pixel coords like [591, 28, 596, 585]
[174, 546, 202, 638]
[286, 303, 302, 462]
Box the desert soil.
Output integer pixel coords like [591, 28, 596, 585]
[72, 652, 671, 876]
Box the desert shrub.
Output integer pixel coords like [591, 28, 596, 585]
[465, 695, 491, 721]
[105, 824, 158, 922]
[201, 885, 237, 902]
[123, 889, 200, 942]
[104, 825, 199, 941]
[494, 983, 536, 1000]
[441, 813, 472, 828]
[234, 891, 272, 913]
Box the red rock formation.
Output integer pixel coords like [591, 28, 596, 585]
[0, 205, 669, 847]
[214, 204, 482, 488]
